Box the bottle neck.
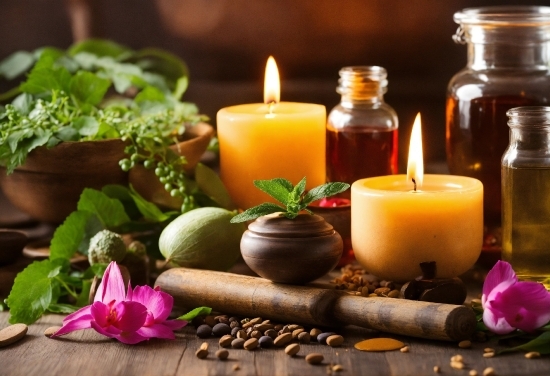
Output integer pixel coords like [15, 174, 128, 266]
[508, 107, 550, 151]
[340, 93, 385, 108]
[337, 66, 388, 108]
[468, 42, 550, 70]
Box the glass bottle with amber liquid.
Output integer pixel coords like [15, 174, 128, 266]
[326, 66, 398, 199]
[502, 107, 550, 288]
[446, 6, 550, 261]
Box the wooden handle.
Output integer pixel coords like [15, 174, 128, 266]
[155, 268, 476, 341]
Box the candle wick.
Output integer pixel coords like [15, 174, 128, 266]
[268, 102, 274, 115]
[412, 178, 416, 192]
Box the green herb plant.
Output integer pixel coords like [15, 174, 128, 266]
[230, 177, 349, 223]
[0, 40, 210, 213]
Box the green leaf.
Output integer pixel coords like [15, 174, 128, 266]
[50, 211, 94, 260]
[135, 86, 166, 103]
[74, 116, 100, 137]
[19, 56, 71, 95]
[77, 188, 130, 228]
[55, 126, 79, 142]
[11, 93, 34, 115]
[128, 185, 169, 222]
[102, 184, 141, 219]
[77, 213, 104, 255]
[499, 331, 550, 355]
[173, 76, 188, 100]
[26, 129, 52, 153]
[253, 179, 292, 205]
[176, 306, 212, 321]
[6, 260, 61, 324]
[230, 203, 284, 223]
[195, 163, 236, 210]
[68, 39, 133, 59]
[69, 71, 111, 106]
[47, 303, 78, 314]
[291, 177, 307, 200]
[302, 182, 350, 205]
[133, 48, 188, 88]
[0, 51, 35, 80]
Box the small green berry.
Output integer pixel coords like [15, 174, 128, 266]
[164, 183, 172, 191]
[170, 189, 179, 197]
[130, 154, 140, 162]
[144, 160, 154, 169]
[155, 167, 164, 177]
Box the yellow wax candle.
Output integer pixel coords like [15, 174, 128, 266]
[217, 57, 326, 210]
[351, 114, 483, 282]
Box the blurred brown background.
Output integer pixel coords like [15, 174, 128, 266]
[0, 0, 545, 171]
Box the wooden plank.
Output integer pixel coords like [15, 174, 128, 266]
[2, 311, 550, 376]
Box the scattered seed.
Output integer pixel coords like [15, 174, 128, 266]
[274, 324, 284, 331]
[298, 332, 311, 344]
[317, 332, 336, 345]
[387, 289, 400, 298]
[230, 321, 240, 329]
[483, 352, 495, 358]
[250, 330, 262, 339]
[285, 343, 300, 356]
[451, 361, 465, 370]
[231, 338, 245, 349]
[195, 342, 208, 359]
[326, 335, 344, 347]
[236, 330, 248, 340]
[233, 364, 240, 371]
[0, 324, 28, 347]
[400, 346, 409, 353]
[219, 335, 233, 348]
[259, 335, 274, 348]
[459, 340, 472, 349]
[525, 351, 540, 359]
[469, 370, 478, 376]
[305, 353, 324, 365]
[196, 324, 212, 338]
[204, 315, 217, 327]
[433, 366, 440, 373]
[44, 326, 61, 337]
[212, 323, 231, 337]
[274, 333, 293, 347]
[292, 328, 304, 339]
[374, 287, 391, 296]
[244, 338, 258, 350]
[332, 364, 344, 372]
[369, 293, 378, 297]
[451, 355, 463, 362]
[483, 367, 495, 376]
[216, 349, 229, 360]
[310, 328, 322, 341]
[264, 329, 277, 339]
[484, 348, 495, 353]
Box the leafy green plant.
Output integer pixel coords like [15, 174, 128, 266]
[230, 177, 349, 223]
[0, 40, 211, 213]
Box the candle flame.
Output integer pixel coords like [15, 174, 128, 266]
[264, 56, 280, 105]
[407, 113, 423, 190]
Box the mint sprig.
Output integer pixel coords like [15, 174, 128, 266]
[230, 177, 349, 223]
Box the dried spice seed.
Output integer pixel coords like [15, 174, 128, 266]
[451, 355, 463, 362]
[317, 332, 336, 345]
[310, 328, 322, 341]
[244, 338, 258, 350]
[525, 351, 540, 359]
[0, 324, 28, 347]
[204, 316, 217, 327]
[264, 329, 278, 339]
[483, 367, 495, 376]
[298, 332, 311, 344]
[292, 329, 304, 339]
[44, 326, 61, 337]
[469, 371, 478, 376]
[326, 335, 344, 347]
[259, 336, 274, 348]
[219, 335, 233, 348]
[484, 348, 495, 353]
[216, 349, 229, 360]
[374, 287, 391, 296]
[195, 342, 208, 359]
[236, 330, 248, 340]
[274, 333, 293, 347]
[231, 327, 240, 336]
[388, 289, 400, 298]
[433, 366, 440, 373]
[305, 353, 324, 365]
[230, 321, 240, 329]
[231, 338, 245, 349]
[332, 364, 344, 372]
[459, 340, 472, 348]
[483, 352, 495, 358]
[233, 364, 240, 371]
[212, 323, 231, 337]
[451, 361, 465, 370]
[400, 346, 409, 353]
[285, 343, 300, 356]
[196, 324, 212, 338]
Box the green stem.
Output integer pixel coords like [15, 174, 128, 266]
[54, 276, 79, 300]
[0, 86, 22, 103]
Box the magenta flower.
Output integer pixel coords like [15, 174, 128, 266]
[482, 260, 550, 335]
[52, 262, 186, 344]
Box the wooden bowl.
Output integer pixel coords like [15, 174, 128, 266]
[240, 213, 343, 284]
[0, 139, 128, 223]
[129, 122, 215, 209]
[0, 229, 28, 266]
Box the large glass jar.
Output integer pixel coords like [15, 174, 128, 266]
[326, 66, 398, 200]
[502, 107, 550, 288]
[446, 6, 550, 256]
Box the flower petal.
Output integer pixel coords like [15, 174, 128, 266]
[91, 301, 111, 328]
[113, 301, 148, 332]
[91, 320, 120, 339]
[130, 285, 172, 322]
[62, 305, 92, 323]
[52, 313, 94, 337]
[493, 281, 550, 333]
[483, 305, 515, 335]
[137, 323, 177, 340]
[162, 319, 187, 331]
[482, 261, 517, 307]
[115, 330, 148, 345]
[94, 262, 126, 304]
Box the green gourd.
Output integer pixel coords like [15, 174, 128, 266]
[159, 207, 245, 271]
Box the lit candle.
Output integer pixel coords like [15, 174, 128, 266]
[217, 57, 326, 210]
[351, 113, 483, 282]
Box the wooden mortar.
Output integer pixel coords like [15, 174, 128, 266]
[155, 268, 477, 341]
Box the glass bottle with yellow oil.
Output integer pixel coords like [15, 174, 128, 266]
[502, 106, 550, 288]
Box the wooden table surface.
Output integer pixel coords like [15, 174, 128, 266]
[1, 308, 550, 376]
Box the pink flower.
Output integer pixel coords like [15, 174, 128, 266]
[482, 261, 550, 335]
[318, 197, 350, 208]
[52, 262, 185, 344]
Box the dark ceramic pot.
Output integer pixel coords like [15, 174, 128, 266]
[0, 139, 128, 223]
[240, 213, 343, 284]
[0, 229, 27, 266]
[129, 122, 215, 209]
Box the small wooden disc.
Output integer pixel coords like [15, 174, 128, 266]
[0, 323, 28, 347]
[354, 338, 405, 352]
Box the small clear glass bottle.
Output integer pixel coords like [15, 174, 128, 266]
[502, 106, 550, 288]
[326, 66, 398, 199]
[446, 6, 550, 253]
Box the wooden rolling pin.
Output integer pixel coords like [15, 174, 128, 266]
[155, 268, 477, 341]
